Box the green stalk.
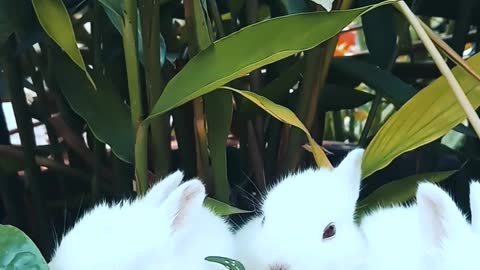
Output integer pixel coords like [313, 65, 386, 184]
[332, 111, 345, 142]
[139, 0, 171, 177]
[359, 94, 382, 147]
[184, 0, 213, 185]
[4, 36, 51, 253]
[207, 0, 225, 38]
[123, 0, 148, 194]
[285, 0, 354, 171]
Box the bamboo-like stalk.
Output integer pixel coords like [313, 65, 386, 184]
[123, 0, 148, 194]
[4, 36, 51, 253]
[140, 0, 171, 178]
[395, 1, 480, 138]
[207, 0, 225, 38]
[285, 0, 354, 171]
[184, 0, 213, 186]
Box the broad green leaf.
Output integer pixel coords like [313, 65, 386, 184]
[204, 197, 252, 216]
[0, 225, 48, 269]
[224, 87, 331, 168]
[97, 0, 123, 17]
[32, 0, 95, 88]
[205, 256, 246, 270]
[362, 53, 480, 178]
[357, 170, 457, 217]
[330, 57, 416, 107]
[97, 2, 167, 66]
[238, 57, 303, 117]
[205, 91, 233, 203]
[0, 0, 32, 44]
[359, 0, 397, 69]
[52, 48, 134, 163]
[319, 84, 374, 111]
[147, 1, 397, 120]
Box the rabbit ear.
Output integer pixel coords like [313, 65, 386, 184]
[163, 179, 206, 230]
[141, 170, 184, 207]
[417, 182, 468, 247]
[335, 148, 364, 200]
[469, 180, 480, 233]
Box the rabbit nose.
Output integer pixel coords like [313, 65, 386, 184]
[269, 263, 290, 270]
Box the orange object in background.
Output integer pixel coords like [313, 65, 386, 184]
[334, 30, 358, 56]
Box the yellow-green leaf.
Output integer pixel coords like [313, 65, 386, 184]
[204, 197, 252, 216]
[146, 1, 396, 120]
[224, 87, 332, 168]
[362, 53, 480, 178]
[356, 170, 457, 218]
[32, 0, 95, 88]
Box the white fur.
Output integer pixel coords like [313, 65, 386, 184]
[361, 203, 423, 270]
[417, 182, 480, 270]
[361, 181, 479, 270]
[234, 149, 367, 270]
[469, 180, 480, 233]
[48, 171, 235, 270]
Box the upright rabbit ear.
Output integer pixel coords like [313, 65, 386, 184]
[163, 179, 206, 230]
[335, 148, 364, 200]
[469, 180, 480, 233]
[141, 170, 184, 207]
[417, 182, 469, 247]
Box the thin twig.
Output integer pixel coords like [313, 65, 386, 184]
[395, 1, 480, 138]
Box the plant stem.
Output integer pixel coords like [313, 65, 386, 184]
[140, 0, 171, 178]
[184, 0, 213, 188]
[207, 0, 225, 38]
[123, 0, 148, 194]
[395, 0, 480, 138]
[4, 36, 51, 253]
[285, 0, 354, 171]
[359, 94, 382, 146]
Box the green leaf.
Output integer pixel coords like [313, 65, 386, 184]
[32, 0, 95, 89]
[205, 256, 246, 270]
[52, 48, 134, 163]
[330, 57, 417, 107]
[238, 57, 303, 117]
[0, 225, 48, 270]
[97, 2, 167, 74]
[362, 53, 480, 178]
[204, 197, 252, 216]
[319, 84, 375, 111]
[359, 0, 397, 69]
[357, 170, 457, 217]
[225, 87, 331, 168]
[205, 91, 233, 203]
[147, 1, 397, 120]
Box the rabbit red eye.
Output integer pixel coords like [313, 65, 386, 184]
[322, 223, 336, 240]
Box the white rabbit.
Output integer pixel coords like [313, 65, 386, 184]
[360, 200, 422, 270]
[48, 170, 235, 270]
[469, 180, 480, 233]
[417, 181, 480, 270]
[361, 181, 479, 270]
[234, 148, 367, 270]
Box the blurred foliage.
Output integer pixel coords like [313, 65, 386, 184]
[0, 0, 479, 262]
